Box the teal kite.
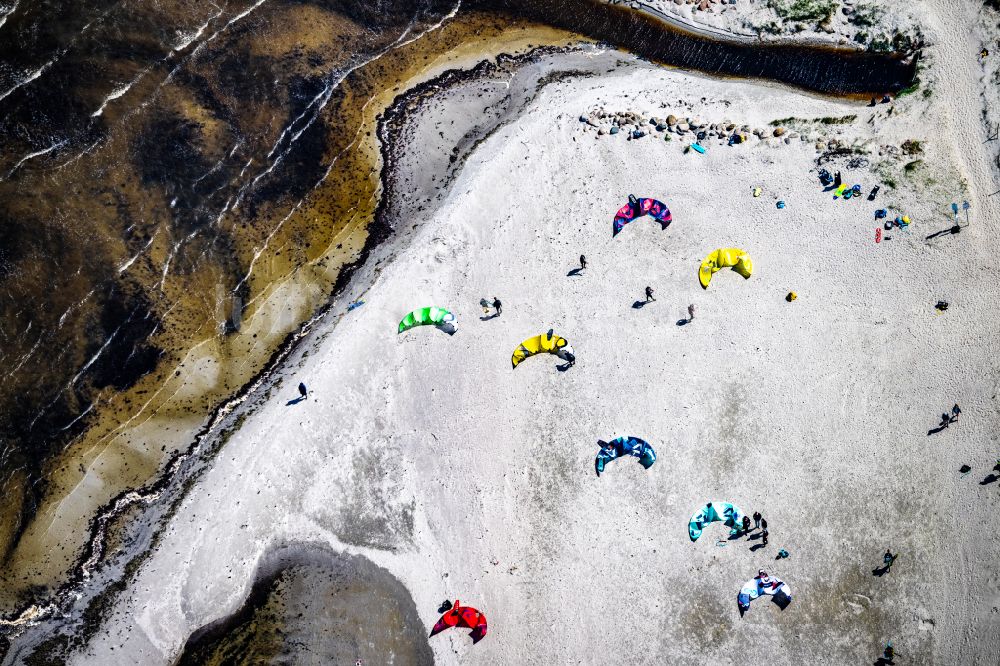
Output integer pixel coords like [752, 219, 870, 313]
[398, 307, 457, 335]
[688, 501, 745, 541]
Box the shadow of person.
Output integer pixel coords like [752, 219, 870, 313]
[874, 658, 894, 665]
[567, 268, 583, 277]
[872, 565, 890, 577]
[479, 313, 500, 321]
[749, 543, 767, 552]
[927, 424, 949, 435]
[286, 396, 306, 406]
[632, 300, 648, 309]
[676, 318, 689, 326]
[926, 225, 961, 240]
[979, 474, 998, 485]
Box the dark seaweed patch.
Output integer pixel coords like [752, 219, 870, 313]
[208, 48, 284, 109]
[0, 217, 31, 280]
[133, 112, 218, 233]
[295, 0, 450, 27]
[85, 284, 162, 392]
[134, 113, 210, 188]
[249, 113, 330, 209]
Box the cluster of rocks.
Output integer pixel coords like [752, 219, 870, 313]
[578, 109, 804, 146]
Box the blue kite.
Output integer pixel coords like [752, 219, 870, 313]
[595, 436, 656, 475]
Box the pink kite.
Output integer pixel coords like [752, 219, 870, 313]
[613, 195, 672, 236]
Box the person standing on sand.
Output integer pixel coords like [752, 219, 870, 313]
[645, 286, 655, 302]
[298, 383, 308, 399]
[580, 255, 587, 271]
[742, 515, 751, 536]
[492, 297, 502, 315]
[883, 549, 897, 572]
[760, 517, 767, 532]
[687, 304, 695, 322]
[752, 511, 761, 530]
[761, 528, 769, 546]
[937, 405, 960, 429]
[833, 171, 842, 188]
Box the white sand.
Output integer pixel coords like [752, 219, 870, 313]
[72, 15, 1000, 665]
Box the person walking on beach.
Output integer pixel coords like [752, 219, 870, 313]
[492, 297, 502, 315]
[687, 304, 695, 322]
[760, 517, 768, 532]
[938, 404, 961, 429]
[298, 382, 308, 399]
[883, 549, 897, 572]
[742, 515, 751, 536]
[580, 254, 587, 271]
[761, 528, 769, 546]
[752, 511, 762, 530]
[645, 286, 655, 302]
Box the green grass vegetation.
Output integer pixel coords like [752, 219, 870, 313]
[820, 115, 857, 124]
[864, 29, 920, 53]
[767, 0, 837, 23]
[851, 3, 884, 28]
[895, 77, 921, 97]
[759, 20, 783, 35]
[874, 161, 897, 189]
[901, 139, 923, 155]
[769, 115, 855, 126]
[891, 31, 919, 51]
[867, 34, 891, 52]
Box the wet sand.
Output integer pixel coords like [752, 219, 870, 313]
[176, 544, 432, 666]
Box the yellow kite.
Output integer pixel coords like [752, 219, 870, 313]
[511, 330, 572, 368]
[699, 248, 753, 289]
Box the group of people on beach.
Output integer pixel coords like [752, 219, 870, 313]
[740, 511, 769, 546]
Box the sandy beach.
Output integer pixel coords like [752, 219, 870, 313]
[44, 15, 1000, 660]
